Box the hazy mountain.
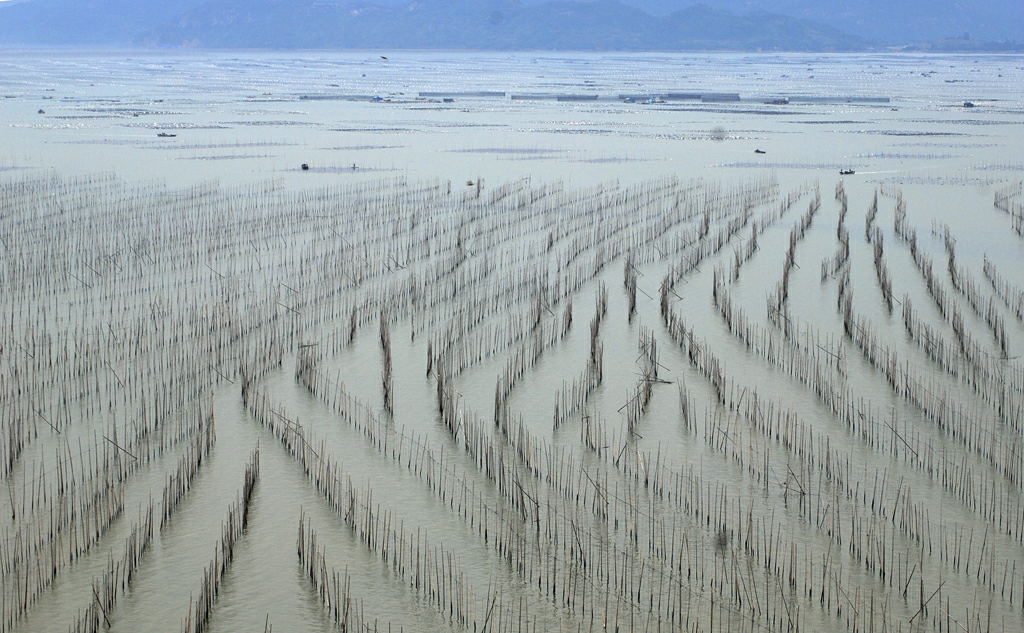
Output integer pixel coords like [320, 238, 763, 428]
[0, 0, 866, 50]
[0, 0, 1016, 50]
[723, 0, 1023, 44]
[0, 0, 209, 45]
[549, 0, 1024, 43]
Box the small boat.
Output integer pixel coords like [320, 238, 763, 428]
[301, 163, 310, 171]
[754, 149, 766, 154]
[157, 132, 176, 138]
[839, 169, 855, 175]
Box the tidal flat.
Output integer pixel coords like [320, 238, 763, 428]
[1, 51, 1023, 633]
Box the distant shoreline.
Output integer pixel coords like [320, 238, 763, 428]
[0, 46, 1022, 55]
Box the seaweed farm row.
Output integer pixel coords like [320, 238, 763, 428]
[0, 167, 1022, 632]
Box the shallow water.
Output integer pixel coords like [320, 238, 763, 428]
[1, 50, 1023, 633]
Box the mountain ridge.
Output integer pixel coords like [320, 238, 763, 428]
[0, 0, 1018, 50]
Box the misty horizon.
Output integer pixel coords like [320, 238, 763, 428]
[0, 0, 1021, 51]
